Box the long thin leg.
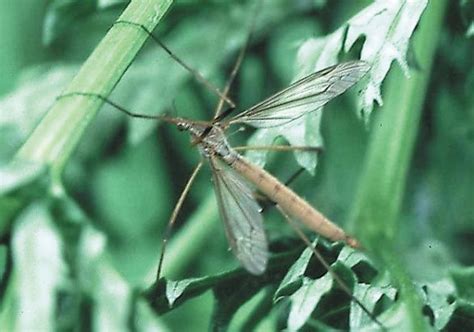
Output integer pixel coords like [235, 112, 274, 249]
[156, 161, 204, 281]
[212, 0, 262, 121]
[276, 206, 385, 330]
[192, 1, 262, 144]
[234, 145, 323, 153]
[57, 92, 163, 120]
[113, 20, 235, 109]
[57, 92, 212, 127]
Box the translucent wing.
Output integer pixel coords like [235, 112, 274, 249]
[209, 156, 268, 274]
[229, 61, 370, 128]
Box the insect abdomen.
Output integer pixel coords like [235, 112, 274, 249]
[231, 155, 360, 248]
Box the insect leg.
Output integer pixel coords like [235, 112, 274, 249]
[114, 20, 235, 109]
[156, 161, 204, 281]
[276, 205, 385, 330]
[57, 92, 164, 120]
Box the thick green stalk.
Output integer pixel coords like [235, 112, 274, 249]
[349, 1, 447, 330]
[15, 0, 173, 184]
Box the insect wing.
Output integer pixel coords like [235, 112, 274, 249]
[209, 157, 268, 275]
[229, 61, 370, 128]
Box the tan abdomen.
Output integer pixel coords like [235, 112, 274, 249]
[231, 155, 359, 248]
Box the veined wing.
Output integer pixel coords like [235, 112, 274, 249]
[229, 61, 370, 128]
[209, 156, 268, 275]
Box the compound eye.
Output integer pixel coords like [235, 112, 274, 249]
[177, 123, 186, 131]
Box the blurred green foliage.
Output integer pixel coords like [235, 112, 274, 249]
[0, 0, 473, 331]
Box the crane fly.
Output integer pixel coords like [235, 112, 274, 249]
[60, 60, 370, 275]
[55, 12, 385, 326]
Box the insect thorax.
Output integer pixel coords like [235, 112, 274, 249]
[184, 123, 236, 164]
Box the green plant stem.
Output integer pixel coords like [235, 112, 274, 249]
[15, 0, 173, 185]
[349, 1, 447, 330]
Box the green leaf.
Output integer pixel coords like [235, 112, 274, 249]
[337, 245, 372, 268]
[145, 271, 239, 314]
[143, 252, 296, 328]
[297, 0, 429, 120]
[337, 248, 398, 329]
[350, 282, 397, 330]
[274, 239, 318, 300]
[166, 277, 207, 307]
[9, 203, 66, 331]
[91, 137, 171, 240]
[420, 278, 457, 330]
[347, 1, 448, 330]
[287, 274, 333, 331]
[212, 273, 270, 331]
[0, 65, 76, 158]
[246, 112, 322, 173]
[451, 266, 474, 303]
[467, 22, 474, 37]
[247, 1, 392, 173]
[346, 0, 428, 117]
[77, 225, 133, 331]
[43, 0, 96, 45]
[229, 286, 276, 331]
[274, 240, 410, 330]
[461, 0, 474, 37]
[377, 302, 413, 331]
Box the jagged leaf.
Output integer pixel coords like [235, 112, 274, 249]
[274, 239, 318, 300]
[420, 278, 457, 330]
[350, 282, 397, 330]
[344, 0, 428, 117]
[287, 274, 333, 331]
[249, 0, 422, 172]
[166, 277, 207, 307]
